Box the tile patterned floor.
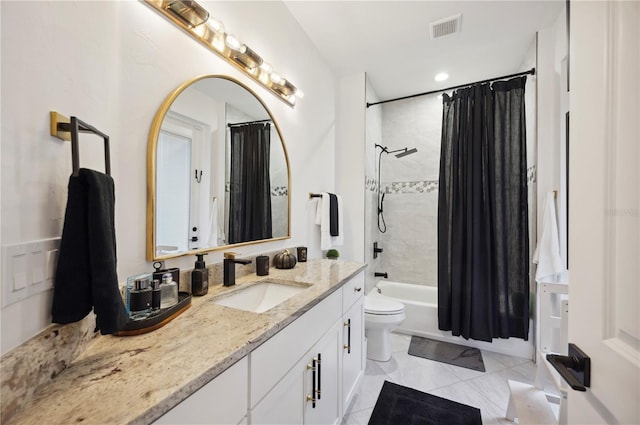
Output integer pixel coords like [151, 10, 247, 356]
[342, 333, 538, 425]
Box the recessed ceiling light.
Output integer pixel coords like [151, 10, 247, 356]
[435, 72, 449, 82]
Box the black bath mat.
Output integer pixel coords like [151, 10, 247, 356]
[408, 336, 486, 372]
[368, 381, 482, 425]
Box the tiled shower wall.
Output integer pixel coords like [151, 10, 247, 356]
[368, 93, 443, 287]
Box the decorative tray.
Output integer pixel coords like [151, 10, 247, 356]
[115, 292, 192, 336]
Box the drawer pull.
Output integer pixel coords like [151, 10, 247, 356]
[307, 357, 317, 408]
[354, 287, 362, 292]
[317, 353, 321, 400]
[344, 319, 351, 353]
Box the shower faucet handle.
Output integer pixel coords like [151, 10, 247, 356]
[373, 242, 384, 259]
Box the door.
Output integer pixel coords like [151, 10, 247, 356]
[568, 1, 639, 423]
[156, 130, 192, 253]
[157, 112, 209, 252]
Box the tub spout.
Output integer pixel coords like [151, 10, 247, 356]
[374, 272, 388, 279]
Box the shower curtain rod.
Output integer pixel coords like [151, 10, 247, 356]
[366, 67, 535, 108]
[227, 119, 272, 127]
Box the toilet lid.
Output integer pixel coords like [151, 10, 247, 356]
[365, 296, 404, 314]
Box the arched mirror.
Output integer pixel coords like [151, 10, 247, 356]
[147, 75, 290, 260]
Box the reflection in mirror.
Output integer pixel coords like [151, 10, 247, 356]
[147, 75, 290, 260]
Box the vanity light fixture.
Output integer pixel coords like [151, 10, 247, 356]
[165, 0, 209, 28]
[144, 0, 301, 107]
[231, 45, 264, 70]
[192, 17, 224, 48]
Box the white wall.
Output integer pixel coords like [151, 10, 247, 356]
[365, 76, 382, 293]
[335, 73, 366, 263]
[0, 1, 336, 354]
[536, 8, 568, 258]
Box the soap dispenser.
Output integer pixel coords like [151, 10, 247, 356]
[191, 253, 209, 296]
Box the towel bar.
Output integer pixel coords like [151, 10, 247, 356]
[50, 111, 111, 176]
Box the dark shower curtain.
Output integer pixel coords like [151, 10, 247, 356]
[438, 76, 529, 342]
[228, 123, 272, 244]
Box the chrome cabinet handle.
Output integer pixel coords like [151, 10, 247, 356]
[343, 319, 351, 353]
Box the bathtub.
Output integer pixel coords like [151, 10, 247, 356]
[369, 280, 533, 359]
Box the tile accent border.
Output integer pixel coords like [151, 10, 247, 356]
[224, 182, 288, 196]
[365, 177, 439, 194]
[527, 165, 536, 184]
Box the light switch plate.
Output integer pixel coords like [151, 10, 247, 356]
[2, 238, 61, 308]
[12, 254, 29, 291]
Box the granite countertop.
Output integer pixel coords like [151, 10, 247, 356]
[5, 259, 366, 425]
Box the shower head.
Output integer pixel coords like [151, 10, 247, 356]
[395, 147, 418, 158]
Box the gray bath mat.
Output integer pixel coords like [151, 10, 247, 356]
[408, 336, 485, 372]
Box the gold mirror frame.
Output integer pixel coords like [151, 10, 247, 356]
[146, 74, 291, 261]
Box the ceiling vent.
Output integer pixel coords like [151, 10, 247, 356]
[430, 14, 462, 39]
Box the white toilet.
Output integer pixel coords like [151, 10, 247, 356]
[364, 295, 406, 361]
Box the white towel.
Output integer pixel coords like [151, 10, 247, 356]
[315, 192, 344, 251]
[533, 192, 565, 282]
[207, 198, 225, 247]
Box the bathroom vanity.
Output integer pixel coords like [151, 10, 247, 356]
[3, 260, 365, 425]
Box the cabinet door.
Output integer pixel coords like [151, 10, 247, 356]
[342, 296, 364, 413]
[304, 321, 341, 425]
[250, 359, 304, 425]
[154, 357, 248, 425]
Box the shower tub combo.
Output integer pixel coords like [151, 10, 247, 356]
[369, 280, 533, 359]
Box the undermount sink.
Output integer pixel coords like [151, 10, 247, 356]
[213, 281, 307, 313]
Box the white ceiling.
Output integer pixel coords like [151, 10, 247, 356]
[284, 1, 564, 101]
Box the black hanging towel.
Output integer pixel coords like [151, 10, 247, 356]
[52, 169, 128, 334]
[328, 193, 339, 236]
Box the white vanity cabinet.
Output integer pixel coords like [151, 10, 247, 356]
[250, 271, 365, 425]
[341, 273, 365, 413]
[155, 270, 365, 425]
[153, 356, 248, 425]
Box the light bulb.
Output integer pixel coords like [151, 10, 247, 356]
[435, 72, 449, 82]
[270, 72, 284, 85]
[208, 17, 224, 34]
[225, 34, 242, 52]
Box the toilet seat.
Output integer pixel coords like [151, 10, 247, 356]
[365, 296, 404, 315]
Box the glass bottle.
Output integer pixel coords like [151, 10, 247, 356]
[130, 277, 152, 320]
[160, 273, 179, 309]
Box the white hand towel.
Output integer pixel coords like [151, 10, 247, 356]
[315, 192, 344, 250]
[533, 192, 565, 282]
[207, 198, 223, 247]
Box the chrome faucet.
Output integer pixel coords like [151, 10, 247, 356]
[223, 252, 252, 286]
